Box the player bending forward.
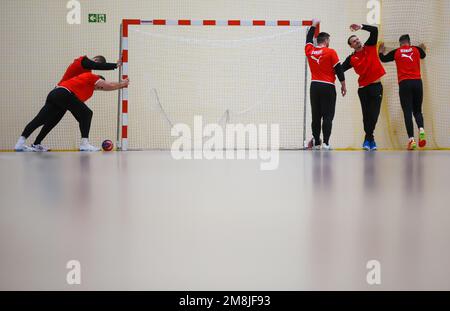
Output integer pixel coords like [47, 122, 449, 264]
[305, 18, 347, 150]
[15, 55, 120, 152]
[15, 73, 129, 152]
[379, 35, 427, 150]
[343, 24, 386, 151]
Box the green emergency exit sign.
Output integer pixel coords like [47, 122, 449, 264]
[88, 14, 106, 23]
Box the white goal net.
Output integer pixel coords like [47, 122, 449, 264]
[122, 20, 311, 150]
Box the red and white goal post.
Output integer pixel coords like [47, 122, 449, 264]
[118, 18, 319, 151]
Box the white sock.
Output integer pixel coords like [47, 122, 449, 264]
[419, 127, 425, 133]
[80, 138, 89, 146]
[16, 136, 26, 145]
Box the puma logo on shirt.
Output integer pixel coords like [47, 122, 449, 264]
[401, 53, 414, 62]
[311, 55, 322, 64]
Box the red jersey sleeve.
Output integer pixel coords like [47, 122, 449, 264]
[330, 49, 340, 67]
[305, 43, 314, 56]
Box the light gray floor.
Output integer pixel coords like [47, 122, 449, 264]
[0, 151, 449, 290]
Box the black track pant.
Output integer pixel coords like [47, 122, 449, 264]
[357, 82, 383, 142]
[21, 87, 93, 144]
[399, 79, 424, 138]
[310, 82, 337, 145]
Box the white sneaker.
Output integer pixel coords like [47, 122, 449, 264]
[14, 144, 33, 152]
[322, 143, 332, 151]
[80, 143, 100, 152]
[31, 144, 50, 152]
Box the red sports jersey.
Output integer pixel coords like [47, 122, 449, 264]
[350, 45, 386, 87]
[58, 72, 101, 102]
[59, 56, 90, 83]
[394, 46, 422, 83]
[305, 43, 340, 84]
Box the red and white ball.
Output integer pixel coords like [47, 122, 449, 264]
[102, 139, 114, 151]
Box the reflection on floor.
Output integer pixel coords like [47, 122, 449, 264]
[0, 151, 449, 290]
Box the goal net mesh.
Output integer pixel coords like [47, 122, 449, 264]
[126, 25, 308, 150]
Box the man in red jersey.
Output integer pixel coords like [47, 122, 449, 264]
[379, 34, 427, 150]
[14, 55, 120, 151]
[343, 24, 386, 151]
[15, 73, 129, 152]
[305, 18, 347, 150]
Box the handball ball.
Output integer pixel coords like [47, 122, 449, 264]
[102, 139, 114, 151]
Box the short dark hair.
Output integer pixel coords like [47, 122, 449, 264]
[347, 35, 357, 46]
[317, 32, 330, 44]
[399, 34, 411, 44]
[93, 55, 107, 63]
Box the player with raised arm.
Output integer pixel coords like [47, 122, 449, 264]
[14, 55, 121, 152]
[379, 35, 427, 150]
[305, 18, 347, 150]
[343, 24, 386, 151]
[14, 73, 129, 152]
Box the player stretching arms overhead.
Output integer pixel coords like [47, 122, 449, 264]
[14, 55, 120, 152]
[343, 24, 386, 151]
[305, 18, 346, 150]
[379, 35, 427, 150]
[15, 73, 129, 152]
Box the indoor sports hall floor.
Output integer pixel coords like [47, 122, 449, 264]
[0, 150, 449, 290]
